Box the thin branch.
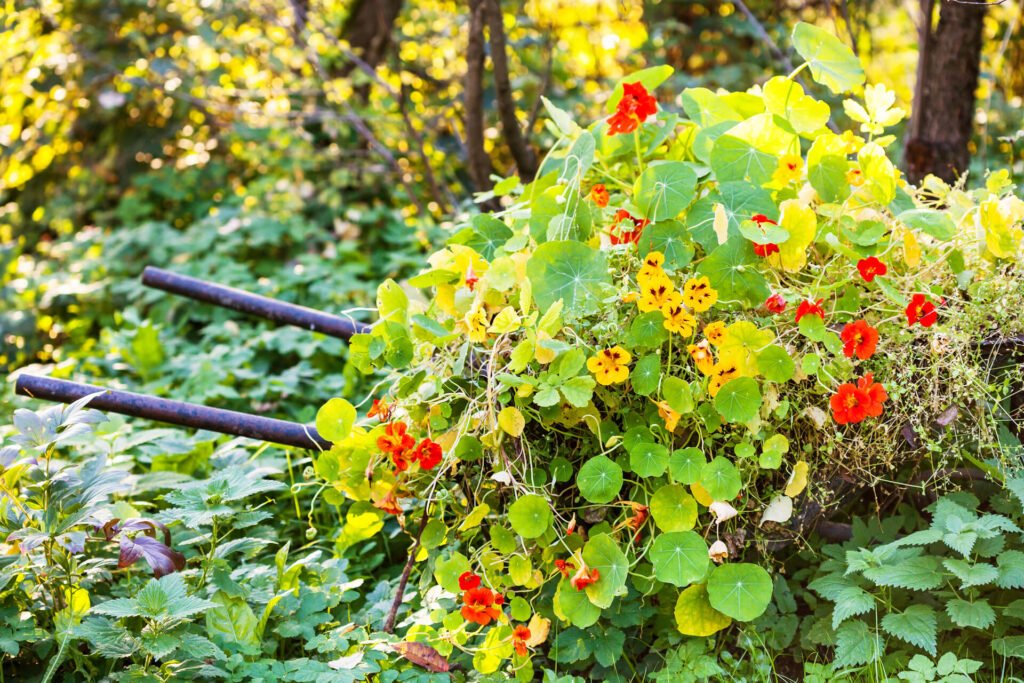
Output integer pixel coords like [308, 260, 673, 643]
[383, 501, 432, 633]
[484, 0, 538, 180]
[525, 31, 554, 144]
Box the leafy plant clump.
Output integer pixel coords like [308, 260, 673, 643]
[312, 22, 1023, 679]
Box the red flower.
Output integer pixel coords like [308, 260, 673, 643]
[459, 572, 481, 591]
[626, 502, 649, 530]
[830, 373, 888, 424]
[413, 438, 443, 470]
[765, 293, 787, 314]
[841, 320, 879, 360]
[461, 586, 502, 626]
[554, 559, 575, 578]
[465, 264, 479, 292]
[367, 399, 392, 422]
[609, 209, 649, 245]
[751, 214, 777, 225]
[589, 183, 610, 208]
[857, 257, 887, 283]
[606, 82, 657, 135]
[794, 299, 825, 323]
[571, 566, 600, 591]
[906, 293, 938, 327]
[754, 243, 780, 257]
[378, 422, 415, 471]
[513, 625, 531, 657]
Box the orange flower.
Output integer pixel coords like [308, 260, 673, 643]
[589, 183, 610, 208]
[368, 399, 392, 422]
[513, 625, 531, 656]
[830, 373, 888, 424]
[794, 299, 825, 323]
[687, 340, 715, 375]
[378, 422, 416, 471]
[610, 209, 649, 245]
[372, 487, 403, 515]
[856, 256, 887, 282]
[571, 566, 600, 591]
[765, 293, 786, 314]
[554, 559, 575, 578]
[461, 586, 503, 626]
[841, 320, 879, 360]
[906, 293, 938, 327]
[606, 82, 657, 135]
[413, 438, 443, 470]
[464, 264, 479, 292]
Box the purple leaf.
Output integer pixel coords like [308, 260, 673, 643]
[119, 534, 185, 578]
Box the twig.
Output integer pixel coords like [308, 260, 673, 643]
[525, 32, 554, 138]
[484, 0, 538, 180]
[383, 501, 433, 633]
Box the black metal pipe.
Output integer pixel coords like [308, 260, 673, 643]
[14, 375, 331, 450]
[141, 266, 370, 339]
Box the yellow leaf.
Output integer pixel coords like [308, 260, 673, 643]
[525, 614, 550, 646]
[498, 407, 525, 437]
[903, 230, 921, 268]
[488, 306, 521, 334]
[769, 199, 816, 272]
[535, 331, 557, 364]
[674, 583, 732, 637]
[691, 481, 713, 507]
[713, 203, 729, 246]
[785, 461, 809, 497]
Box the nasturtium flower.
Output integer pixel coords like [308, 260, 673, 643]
[708, 539, 729, 564]
[378, 422, 415, 466]
[413, 438, 443, 470]
[513, 625, 531, 657]
[856, 256, 887, 282]
[906, 293, 938, 327]
[703, 321, 728, 346]
[846, 168, 865, 187]
[638, 250, 666, 283]
[368, 399, 392, 421]
[841, 320, 879, 360]
[606, 81, 657, 135]
[682, 276, 718, 312]
[589, 183, 610, 207]
[662, 303, 696, 336]
[587, 346, 632, 385]
[794, 298, 825, 323]
[830, 373, 888, 424]
[656, 400, 681, 432]
[610, 209, 649, 245]
[765, 293, 787, 314]
[372, 487, 403, 515]
[754, 243, 780, 257]
[554, 559, 574, 578]
[839, 129, 865, 154]
[687, 340, 715, 375]
[461, 586, 503, 626]
[638, 277, 681, 313]
[708, 358, 741, 397]
[771, 154, 804, 186]
[571, 566, 600, 591]
[462, 306, 491, 343]
[459, 572, 481, 591]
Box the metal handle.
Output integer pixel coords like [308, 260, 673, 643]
[14, 374, 331, 450]
[141, 266, 370, 340]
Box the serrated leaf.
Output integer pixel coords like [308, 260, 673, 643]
[946, 598, 996, 630]
[943, 558, 999, 589]
[997, 550, 1024, 589]
[881, 605, 937, 655]
[862, 556, 943, 590]
[834, 620, 882, 667]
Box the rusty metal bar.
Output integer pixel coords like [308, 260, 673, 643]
[141, 266, 370, 339]
[14, 375, 331, 450]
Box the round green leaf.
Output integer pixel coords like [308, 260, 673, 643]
[526, 241, 610, 318]
[696, 240, 770, 307]
[669, 447, 706, 485]
[650, 484, 698, 531]
[714, 377, 762, 423]
[707, 563, 774, 621]
[637, 220, 696, 270]
[626, 311, 669, 350]
[629, 442, 669, 478]
[700, 456, 742, 501]
[633, 162, 698, 222]
[315, 398, 356, 443]
[508, 495, 552, 539]
[631, 354, 662, 397]
[662, 376, 694, 414]
[582, 534, 629, 608]
[455, 435, 483, 461]
[433, 552, 471, 594]
[577, 456, 623, 504]
[650, 531, 710, 587]
[554, 579, 601, 628]
[757, 345, 795, 383]
[897, 209, 957, 241]
[623, 426, 654, 452]
[791, 22, 865, 94]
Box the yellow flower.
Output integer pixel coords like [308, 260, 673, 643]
[846, 168, 865, 187]
[839, 130, 865, 155]
[587, 347, 632, 385]
[638, 277, 682, 313]
[683, 277, 718, 312]
[621, 291, 640, 304]
[771, 154, 803, 186]
[703, 321, 728, 347]
[687, 340, 715, 376]
[656, 401, 681, 432]
[662, 303, 696, 337]
[462, 307, 490, 343]
[708, 358, 741, 397]
[638, 251, 666, 283]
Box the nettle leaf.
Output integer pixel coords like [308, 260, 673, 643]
[508, 495, 553, 539]
[700, 456, 742, 501]
[577, 456, 623, 504]
[946, 598, 996, 630]
[674, 583, 732, 637]
[881, 605, 937, 655]
[834, 620, 882, 668]
[997, 550, 1024, 589]
[73, 618, 138, 659]
[637, 221, 695, 270]
[669, 447, 706, 485]
[943, 558, 999, 589]
[650, 484, 698, 532]
[526, 241, 611, 318]
[629, 441, 670, 478]
[791, 22, 865, 94]
[582, 534, 629, 609]
[714, 377, 762, 423]
[633, 162, 698, 222]
[697, 240, 770, 307]
[650, 531, 709, 587]
[706, 563, 773, 622]
[862, 555, 943, 590]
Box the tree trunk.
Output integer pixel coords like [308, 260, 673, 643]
[339, 0, 403, 75]
[464, 0, 494, 195]
[905, 0, 986, 185]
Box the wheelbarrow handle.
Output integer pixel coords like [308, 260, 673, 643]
[14, 374, 331, 450]
[141, 266, 370, 340]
